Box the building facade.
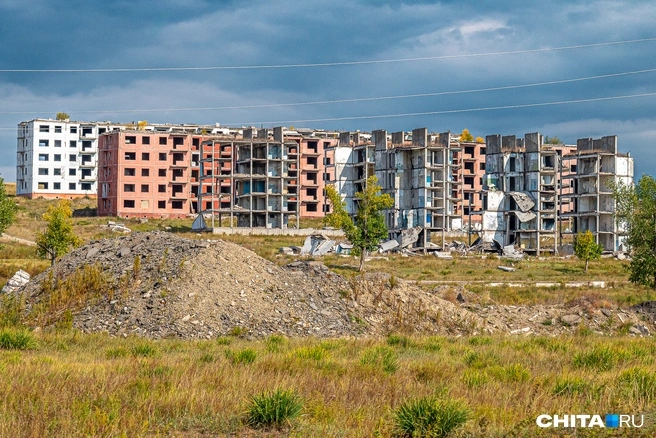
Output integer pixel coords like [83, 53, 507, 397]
[16, 119, 124, 199]
[97, 131, 198, 218]
[561, 136, 634, 252]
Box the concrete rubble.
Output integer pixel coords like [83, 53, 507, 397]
[1, 269, 30, 294]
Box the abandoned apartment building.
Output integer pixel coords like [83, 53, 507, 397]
[194, 127, 338, 228]
[481, 133, 631, 254]
[561, 136, 634, 252]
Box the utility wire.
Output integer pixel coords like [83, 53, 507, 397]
[1, 37, 655, 73]
[225, 91, 656, 126]
[0, 90, 654, 130]
[1, 67, 655, 115]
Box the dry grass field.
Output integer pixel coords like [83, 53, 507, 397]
[0, 329, 655, 437]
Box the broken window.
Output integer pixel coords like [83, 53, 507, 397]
[124, 200, 135, 208]
[124, 152, 136, 160]
[70, 126, 77, 134]
[125, 136, 137, 144]
[509, 157, 516, 172]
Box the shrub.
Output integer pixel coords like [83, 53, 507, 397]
[228, 348, 257, 365]
[0, 329, 35, 350]
[245, 388, 303, 429]
[462, 370, 489, 389]
[572, 346, 615, 371]
[216, 336, 232, 345]
[387, 334, 413, 348]
[360, 346, 398, 374]
[106, 347, 128, 359]
[266, 335, 286, 352]
[294, 346, 326, 361]
[394, 396, 468, 438]
[552, 376, 589, 396]
[618, 367, 656, 402]
[489, 363, 531, 383]
[131, 343, 157, 358]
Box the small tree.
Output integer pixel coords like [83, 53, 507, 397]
[459, 129, 474, 142]
[612, 175, 656, 289]
[574, 230, 603, 272]
[475, 136, 485, 143]
[137, 120, 148, 130]
[0, 178, 17, 248]
[56, 112, 70, 121]
[36, 200, 82, 266]
[325, 175, 394, 272]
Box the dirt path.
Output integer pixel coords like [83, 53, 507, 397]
[1, 233, 36, 247]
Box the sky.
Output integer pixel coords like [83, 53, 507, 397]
[1, 0, 655, 180]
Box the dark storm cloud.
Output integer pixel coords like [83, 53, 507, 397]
[1, 0, 655, 179]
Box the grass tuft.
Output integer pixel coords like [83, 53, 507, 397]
[360, 346, 398, 374]
[130, 343, 157, 358]
[393, 396, 468, 438]
[245, 388, 303, 429]
[227, 348, 257, 365]
[572, 346, 615, 371]
[0, 328, 35, 350]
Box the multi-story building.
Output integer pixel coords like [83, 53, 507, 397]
[16, 118, 125, 198]
[561, 136, 634, 252]
[372, 128, 465, 247]
[97, 130, 199, 218]
[482, 133, 562, 254]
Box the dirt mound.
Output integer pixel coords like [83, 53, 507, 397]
[16, 232, 479, 339]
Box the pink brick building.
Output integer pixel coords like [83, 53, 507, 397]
[98, 131, 196, 218]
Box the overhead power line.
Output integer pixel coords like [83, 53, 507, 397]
[1, 67, 655, 116]
[0, 90, 654, 131]
[1, 37, 655, 73]
[226, 91, 656, 126]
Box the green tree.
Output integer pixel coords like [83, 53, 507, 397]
[56, 112, 70, 121]
[325, 175, 394, 272]
[574, 230, 603, 272]
[460, 129, 474, 142]
[612, 175, 656, 289]
[36, 200, 82, 266]
[0, 178, 17, 249]
[543, 135, 562, 145]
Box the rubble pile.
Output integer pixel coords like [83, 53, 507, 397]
[14, 232, 477, 339]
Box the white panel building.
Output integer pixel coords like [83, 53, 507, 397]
[16, 119, 125, 198]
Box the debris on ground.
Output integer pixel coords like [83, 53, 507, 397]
[497, 266, 516, 272]
[502, 245, 525, 260]
[14, 232, 482, 339]
[107, 221, 131, 233]
[1, 269, 30, 294]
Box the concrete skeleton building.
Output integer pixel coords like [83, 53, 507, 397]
[561, 136, 634, 252]
[481, 133, 631, 254]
